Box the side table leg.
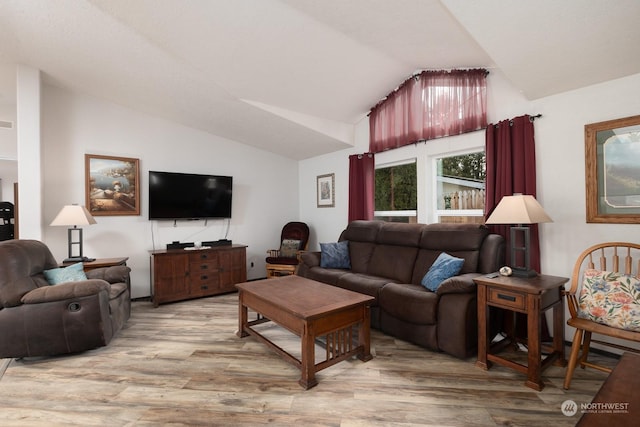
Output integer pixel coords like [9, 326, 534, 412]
[299, 322, 318, 390]
[553, 298, 567, 366]
[357, 305, 372, 362]
[476, 284, 490, 370]
[525, 296, 544, 391]
[237, 291, 248, 338]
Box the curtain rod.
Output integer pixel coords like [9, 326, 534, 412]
[494, 114, 542, 128]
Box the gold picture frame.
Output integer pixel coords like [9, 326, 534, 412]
[585, 114, 640, 223]
[317, 173, 335, 208]
[85, 154, 140, 216]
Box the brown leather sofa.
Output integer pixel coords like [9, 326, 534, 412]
[297, 220, 504, 359]
[0, 239, 131, 358]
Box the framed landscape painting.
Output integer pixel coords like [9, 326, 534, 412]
[585, 115, 640, 223]
[85, 154, 140, 216]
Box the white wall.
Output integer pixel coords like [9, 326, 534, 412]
[41, 85, 299, 298]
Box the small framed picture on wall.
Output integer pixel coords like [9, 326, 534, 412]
[317, 173, 335, 208]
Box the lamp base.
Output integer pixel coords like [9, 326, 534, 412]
[63, 256, 96, 263]
[512, 267, 538, 278]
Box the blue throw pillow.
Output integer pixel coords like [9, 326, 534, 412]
[43, 262, 88, 285]
[320, 241, 351, 269]
[421, 252, 464, 292]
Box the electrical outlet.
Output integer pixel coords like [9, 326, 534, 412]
[250, 261, 254, 268]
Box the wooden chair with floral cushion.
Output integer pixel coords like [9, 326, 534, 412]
[265, 222, 310, 278]
[563, 242, 640, 389]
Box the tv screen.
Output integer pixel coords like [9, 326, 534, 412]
[148, 171, 233, 220]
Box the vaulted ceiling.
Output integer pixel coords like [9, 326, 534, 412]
[1, 0, 639, 159]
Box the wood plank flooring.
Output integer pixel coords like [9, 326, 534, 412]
[0, 293, 618, 426]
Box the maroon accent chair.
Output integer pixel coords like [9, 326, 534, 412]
[266, 222, 310, 278]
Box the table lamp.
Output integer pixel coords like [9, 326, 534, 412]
[485, 194, 552, 277]
[50, 204, 97, 263]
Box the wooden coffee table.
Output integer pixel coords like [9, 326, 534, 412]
[236, 275, 374, 389]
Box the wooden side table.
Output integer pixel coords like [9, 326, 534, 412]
[62, 257, 129, 271]
[474, 273, 568, 391]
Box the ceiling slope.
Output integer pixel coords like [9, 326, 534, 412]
[0, 0, 639, 159]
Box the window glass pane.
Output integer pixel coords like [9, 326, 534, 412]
[436, 151, 485, 224]
[375, 161, 417, 223]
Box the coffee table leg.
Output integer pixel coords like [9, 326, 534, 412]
[358, 305, 372, 361]
[237, 291, 248, 338]
[299, 322, 318, 389]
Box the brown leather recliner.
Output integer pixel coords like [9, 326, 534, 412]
[0, 239, 131, 358]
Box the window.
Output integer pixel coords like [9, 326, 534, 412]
[374, 159, 417, 223]
[434, 151, 485, 224]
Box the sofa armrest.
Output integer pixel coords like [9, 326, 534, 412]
[300, 251, 321, 268]
[21, 279, 111, 304]
[435, 273, 478, 296]
[86, 265, 131, 284]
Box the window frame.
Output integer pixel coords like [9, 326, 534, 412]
[374, 130, 485, 225]
[432, 148, 486, 223]
[373, 157, 418, 222]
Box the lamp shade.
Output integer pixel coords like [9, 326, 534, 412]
[485, 194, 552, 225]
[50, 205, 97, 227]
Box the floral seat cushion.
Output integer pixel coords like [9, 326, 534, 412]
[578, 269, 640, 332]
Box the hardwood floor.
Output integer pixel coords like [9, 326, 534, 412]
[0, 293, 617, 426]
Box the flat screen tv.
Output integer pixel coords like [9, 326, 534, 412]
[148, 171, 233, 220]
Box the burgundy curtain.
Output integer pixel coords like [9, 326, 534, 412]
[369, 69, 487, 153]
[348, 153, 375, 222]
[485, 114, 540, 272]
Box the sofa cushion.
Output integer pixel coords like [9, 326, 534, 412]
[418, 224, 489, 273]
[320, 241, 351, 269]
[305, 267, 350, 286]
[336, 273, 394, 299]
[368, 245, 419, 283]
[421, 252, 464, 292]
[379, 283, 439, 325]
[347, 241, 376, 274]
[340, 220, 383, 243]
[376, 222, 423, 247]
[43, 262, 88, 285]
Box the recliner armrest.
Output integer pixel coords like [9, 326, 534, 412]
[85, 265, 131, 284]
[21, 279, 110, 304]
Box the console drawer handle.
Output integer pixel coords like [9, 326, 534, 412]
[201, 275, 208, 280]
[498, 293, 516, 302]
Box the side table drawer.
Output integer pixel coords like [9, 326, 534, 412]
[488, 288, 526, 310]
